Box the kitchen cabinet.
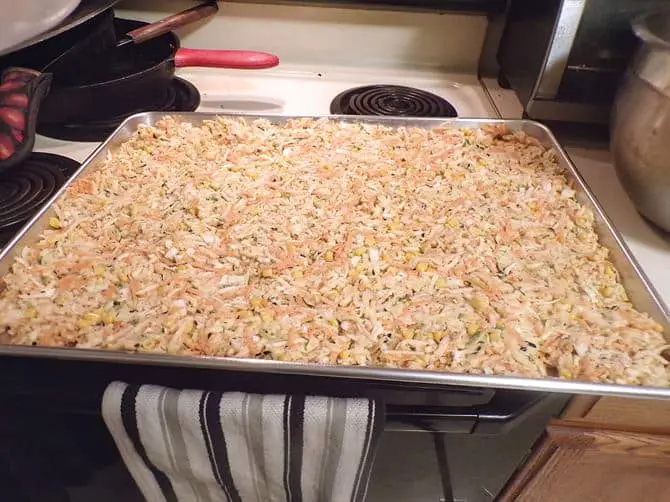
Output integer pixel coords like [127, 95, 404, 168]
[569, 396, 670, 429]
[498, 420, 670, 502]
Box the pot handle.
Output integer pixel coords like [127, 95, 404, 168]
[174, 49, 280, 70]
[0, 68, 52, 172]
[124, 2, 219, 46]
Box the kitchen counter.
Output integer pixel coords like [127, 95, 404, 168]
[567, 146, 670, 306]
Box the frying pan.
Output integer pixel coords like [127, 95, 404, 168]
[0, 9, 117, 169]
[55, 2, 221, 87]
[36, 17, 279, 124]
[0, 4, 209, 169]
[0, 6, 278, 171]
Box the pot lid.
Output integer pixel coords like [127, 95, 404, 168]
[0, 0, 121, 57]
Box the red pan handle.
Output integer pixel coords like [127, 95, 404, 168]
[174, 49, 280, 70]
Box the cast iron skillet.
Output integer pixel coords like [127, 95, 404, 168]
[0, 9, 116, 169]
[0, 3, 211, 169]
[0, 8, 278, 170]
[36, 17, 280, 125]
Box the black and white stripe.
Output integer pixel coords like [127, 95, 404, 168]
[102, 381, 384, 502]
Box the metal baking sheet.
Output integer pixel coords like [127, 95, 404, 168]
[2, 112, 669, 399]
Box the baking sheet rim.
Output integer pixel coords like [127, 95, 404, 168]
[1, 111, 669, 399]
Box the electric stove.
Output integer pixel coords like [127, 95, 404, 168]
[3, 3, 670, 502]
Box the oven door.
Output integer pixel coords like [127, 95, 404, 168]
[0, 356, 568, 502]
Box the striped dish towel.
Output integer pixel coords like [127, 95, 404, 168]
[102, 381, 384, 502]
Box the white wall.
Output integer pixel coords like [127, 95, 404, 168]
[116, 0, 488, 71]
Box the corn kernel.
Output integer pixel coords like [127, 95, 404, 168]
[401, 329, 415, 340]
[469, 278, 486, 288]
[86, 311, 101, 322]
[559, 369, 572, 379]
[466, 322, 480, 336]
[77, 311, 101, 329]
[48, 217, 62, 229]
[182, 319, 194, 335]
[250, 297, 264, 309]
[238, 310, 253, 319]
[93, 265, 106, 276]
[604, 263, 617, 279]
[324, 250, 334, 262]
[435, 278, 447, 289]
[24, 307, 38, 319]
[260, 268, 274, 278]
[405, 252, 417, 262]
[432, 331, 446, 342]
[101, 310, 117, 325]
[353, 247, 366, 256]
[327, 319, 339, 327]
[76, 319, 93, 329]
[415, 263, 429, 273]
[470, 295, 489, 311]
[187, 204, 200, 217]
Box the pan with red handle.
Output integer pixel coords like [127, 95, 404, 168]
[34, 17, 280, 127]
[0, 3, 219, 170]
[0, 4, 279, 170]
[0, 8, 117, 169]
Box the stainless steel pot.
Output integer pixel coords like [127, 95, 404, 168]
[611, 9, 670, 232]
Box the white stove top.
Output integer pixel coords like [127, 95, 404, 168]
[189, 65, 496, 117]
[31, 65, 670, 312]
[33, 65, 496, 161]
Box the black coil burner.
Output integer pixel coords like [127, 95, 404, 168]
[0, 153, 80, 245]
[37, 77, 201, 142]
[330, 84, 458, 117]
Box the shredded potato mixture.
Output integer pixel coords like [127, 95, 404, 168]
[1, 117, 668, 386]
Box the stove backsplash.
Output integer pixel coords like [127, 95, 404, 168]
[116, 0, 488, 71]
